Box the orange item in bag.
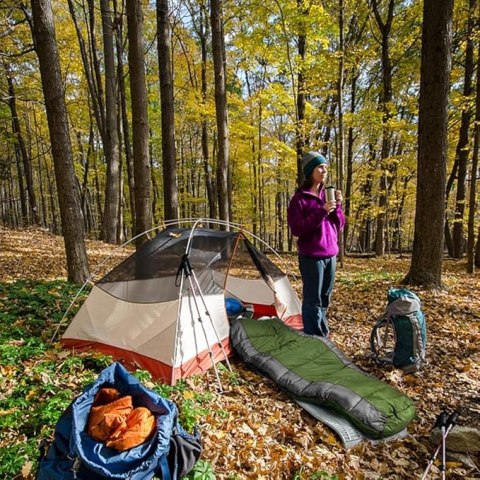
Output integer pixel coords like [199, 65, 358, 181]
[106, 407, 156, 451]
[88, 392, 133, 442]
[87, 387, 156, 451]
[92, 388, 121, 406]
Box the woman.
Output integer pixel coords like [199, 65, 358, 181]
[287, 151, 345, 337]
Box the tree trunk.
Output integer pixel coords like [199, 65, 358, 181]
[210, 0, 229, 224]
[92, 147, 103, 225]
[31, 0, 89, 283]
[126, 0, 152, 245]
[4, 62, 40, 226]
[475, 226, 480, 268]
[114, 3, 136, 231]
[452, 0, 476, 258]
[88, 0, 106, 140]
[45, 160, 58, 233]
[100, 0, 121, 243]
[371, 0, 394, 257]
[295, 0, 307, 187]
[76, 129, 93, 233]
[257, 103, 265, 240]
[337, 0, 345, 264]
[67, 0, 105, 143]
[157, 0, 178, 221]
[198, 2, 216, 221]
[403, 0, 453, 289]
[31, 106, 49, 228]
[344, 73, 357, 252]
[320, 97, 337, 158]
[467, 24, 480, 273]
[149, 140, 160, 225]
[444, 127, 459, 258]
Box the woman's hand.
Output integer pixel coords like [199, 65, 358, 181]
[324, 200, 336, 213]
[324, 190, 342, 213]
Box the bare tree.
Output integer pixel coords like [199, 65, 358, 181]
[100, 0, 121, 243]
[403, 0, 453, 288]
[370, 0, 394, 256]
[210, 0, 229, 223]
[157, 0, 178, 221]
[126, 0, 152, 245]
[30, 0, 89, 282]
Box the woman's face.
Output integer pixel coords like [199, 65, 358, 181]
[312, 163, 328, 184]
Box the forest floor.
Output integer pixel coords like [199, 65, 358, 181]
[1, 226, 480, 479]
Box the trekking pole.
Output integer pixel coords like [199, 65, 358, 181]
[421, 410, 460, 480]
[189, 268, 232, 373]
[440, 413, 448, 480]
[421, 411, 447, 480]
[442, 411, 459, 480]
[187, 279, 224, 392]
[180, 255, 224, 393]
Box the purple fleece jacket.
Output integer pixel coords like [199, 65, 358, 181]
[287, 187, 345, 258]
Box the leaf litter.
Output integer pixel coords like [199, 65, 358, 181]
[0, 227, 479, 479]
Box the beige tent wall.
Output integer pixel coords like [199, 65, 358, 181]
[63, 285, 179, 365]
[63, 278, 231, 369]
[174, 291, 229, 367]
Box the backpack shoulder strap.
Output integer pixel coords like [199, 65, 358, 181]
[158, 455, 171, 480]
[370, 314, 392, 361]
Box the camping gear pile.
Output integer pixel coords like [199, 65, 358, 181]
[36, 362, 202, 480]
[57, 223, 420, 453]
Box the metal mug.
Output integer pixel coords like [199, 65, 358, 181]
[325, 186, 336, 203]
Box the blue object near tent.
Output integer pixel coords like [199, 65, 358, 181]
[36, 362, 202, 480]
[225, 297, 244, 316]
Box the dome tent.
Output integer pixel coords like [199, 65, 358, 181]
[62, 222, 302, 386]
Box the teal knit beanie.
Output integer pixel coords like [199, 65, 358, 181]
[302, 151, 328, 178]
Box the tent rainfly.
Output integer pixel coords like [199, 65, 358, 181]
[62, 226, 302, 385]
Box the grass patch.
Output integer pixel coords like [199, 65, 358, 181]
[337, 270, 403, 289]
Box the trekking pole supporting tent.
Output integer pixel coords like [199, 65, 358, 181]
[183, 220, 232, 373]
[189, 267, 233, 373]
[177, 253, 224, 392]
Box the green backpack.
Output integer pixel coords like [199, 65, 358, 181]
[370, 288, 427, 373]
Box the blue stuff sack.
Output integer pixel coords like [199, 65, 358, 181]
[225, 297, 244, 316]
[36, 362, 202, 480]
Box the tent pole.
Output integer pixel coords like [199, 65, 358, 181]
[50, 279, 93, 342]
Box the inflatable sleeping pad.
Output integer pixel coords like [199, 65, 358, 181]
[230, 317, 416, 438]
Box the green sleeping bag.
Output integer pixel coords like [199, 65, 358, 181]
[230, 317, 416, 438]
